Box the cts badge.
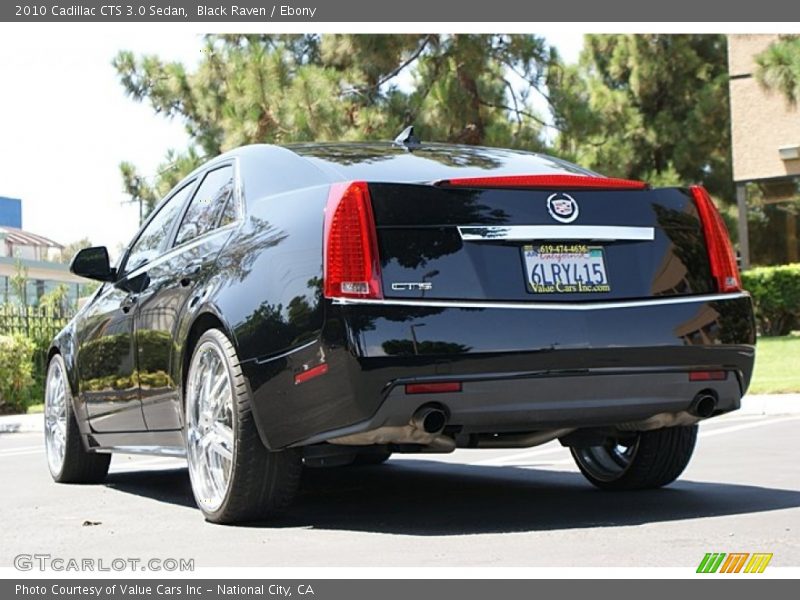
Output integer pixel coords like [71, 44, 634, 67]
[547, 193, 580, 223]
[391, 282, 433, 291]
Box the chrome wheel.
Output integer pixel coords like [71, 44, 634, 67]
[572, 438, 640, 483]
[185, 340, 235, 513]
[44, 358, 68, 476]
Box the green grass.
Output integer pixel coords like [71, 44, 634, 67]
[25, 403, 44, 414]
[749, 335, 800, 394]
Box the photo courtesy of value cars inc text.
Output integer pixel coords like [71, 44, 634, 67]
[15, 584, 315, 597]
[0, 0, 799, 595]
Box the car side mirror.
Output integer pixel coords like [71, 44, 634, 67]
[70, 246, 116, 282]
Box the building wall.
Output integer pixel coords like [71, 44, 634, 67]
[0, 240, 61, 261]
[0, 257, 86, 306]
[729, 34, 800, 183]
[0, 196, 22, 228]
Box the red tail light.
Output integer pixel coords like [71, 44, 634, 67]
[323, 181, 383, 299]
[689, 370, 727, 382]
[405, 382, 462, 394]
[437, 174, 648, 190]
[294, 363, 329, 385]
[690, 185, 741, 293]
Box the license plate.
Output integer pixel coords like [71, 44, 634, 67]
[522, 244, 611, 294]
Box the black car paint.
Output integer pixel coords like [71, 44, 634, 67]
[371, 184, 714, 301]
[239, 295, 755, 449]
[50, 143, 757, 454]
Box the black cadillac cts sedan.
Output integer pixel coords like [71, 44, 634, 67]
[45, 141, 756, 523]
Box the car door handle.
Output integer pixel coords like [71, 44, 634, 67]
[121, 294, 137, 314]
[180, 262, 204, 287]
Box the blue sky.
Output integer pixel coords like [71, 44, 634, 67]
[0, 31, 583, 256]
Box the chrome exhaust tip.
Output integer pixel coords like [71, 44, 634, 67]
[690, 393, 717, 418]
[412, 406, 448, 435]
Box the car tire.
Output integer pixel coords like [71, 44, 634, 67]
[184, 328, 302, 524]
[570, 425, 698, 490]
[351, 447, 392, 466]
[45, 354, 111, 484]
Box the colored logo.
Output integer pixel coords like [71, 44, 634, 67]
[696, 552, 773, 573]
[546, 193, 579, 223]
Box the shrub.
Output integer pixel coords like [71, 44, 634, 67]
[741, 263, 800, 336]
[0, 334, 35, 414]
[28, 335, 53, 410]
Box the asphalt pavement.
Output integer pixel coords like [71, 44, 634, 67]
[1, 408, 798, 568]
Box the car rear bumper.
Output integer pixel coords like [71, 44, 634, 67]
[241, 292, 756, 449]
[300, 370, 743, 445]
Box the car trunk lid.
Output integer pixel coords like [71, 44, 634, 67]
[368, 179, 718, 302]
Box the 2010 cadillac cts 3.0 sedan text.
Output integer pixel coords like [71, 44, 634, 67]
[44, 140, 756, 523]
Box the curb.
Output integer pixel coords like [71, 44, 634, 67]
[0, 413, 43, 434]
[737, 394, 800, 416]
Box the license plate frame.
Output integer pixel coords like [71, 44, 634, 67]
[522, 243, 611, 294]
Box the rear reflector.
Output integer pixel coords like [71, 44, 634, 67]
[323, 181, 383, 299]
[437, 174, 648, 190]
[294, 363, 328, 385]
[689, 370, 727, 382]
[690, 185, 742, 293]
[405, 382, 462, 395]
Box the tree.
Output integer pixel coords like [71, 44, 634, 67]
[9, 259, 28, 306]
[38, 284, 71, 315]
[113, 34, 558, 215]
[548, 35, 733, 201]
[756, 35, 800, 106]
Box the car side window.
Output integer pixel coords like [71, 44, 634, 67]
[217, 189, 238, 228]
[123, 182, 195, 274]
[174, 165, 236, 247]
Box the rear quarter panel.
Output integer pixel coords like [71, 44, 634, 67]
[213, 184, 330, 363]
[206, 184, 335, 449]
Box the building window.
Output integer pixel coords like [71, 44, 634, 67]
[35, 279, 45, 302]
[747, 178, 800, 266]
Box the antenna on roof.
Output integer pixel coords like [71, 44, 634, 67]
[393, 126, 421, 151]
